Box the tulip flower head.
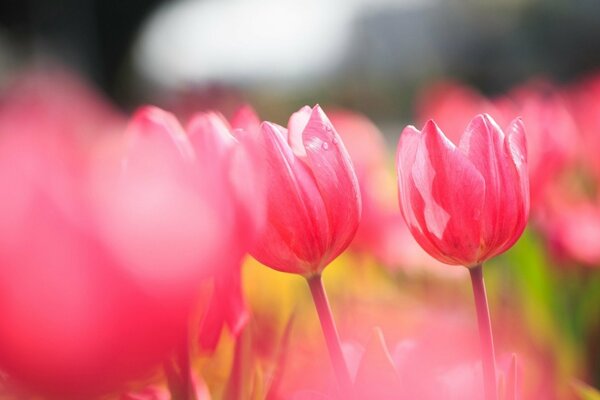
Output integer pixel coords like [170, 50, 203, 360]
[396, 114, 529, 267]
[250, 105, 361, 276]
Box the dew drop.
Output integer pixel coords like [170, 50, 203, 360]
[332, 137, 338, 144]
[321, 142, 330, 150]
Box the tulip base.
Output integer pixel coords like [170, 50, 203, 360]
[307, 274, 354, 397]
[469, 264, 498, 400]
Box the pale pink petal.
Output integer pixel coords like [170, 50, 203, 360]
[396, 125, 449, 263]
[459, 114, 519, 260]
[250, 122, 328, 274]
[411, 121, 485, 266]
[495, 118, 529, 256]
[287, 105, 312, 157]
[300, 106, 362, 267]
[187, 111, 236, 158]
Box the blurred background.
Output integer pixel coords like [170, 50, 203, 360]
[1, 0, 599, 131]
[2, 1, 600, 399]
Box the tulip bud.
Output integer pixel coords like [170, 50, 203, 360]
[250, 105, 361, 275]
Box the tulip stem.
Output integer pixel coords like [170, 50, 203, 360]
[307, 274, 353, 397]
[469, 264, 498, 400]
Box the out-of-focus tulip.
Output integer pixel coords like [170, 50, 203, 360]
[0, 72, 197, 398]
[0, 133, 182, 398]
[566, 73, 600, 181]
[540, 199, 600, 266]
[496, 83, 578, 211]
[396, 114, 529, 267]
[0, 103, 256, 398]
[230, 104, 261, 133]
[92, 107, 230, 301]
[250, 105, 361, 276]
[186, 109, 265, 351]
[0, 68, 124, 143]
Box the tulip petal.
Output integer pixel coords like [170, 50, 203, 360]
[300, 106, 362, 267]
[460, 115, 530, 260]
[396, 126, 448, 262]
[126, 106, 195, 163]
[250, 122, 329, 274]
[187, 112, 237, 159]
[458, 114, 514, 259]
[288, 105, 312, 158]
[411, 121, 485, 265]
[496, 118, 529, 255]
[230, 105, 261, 133]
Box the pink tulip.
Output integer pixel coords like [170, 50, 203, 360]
[250, 105, 361, 275]
[397, 113, 529, 400]
[249, 105, 361, 395]
[396, 114, 529, 267]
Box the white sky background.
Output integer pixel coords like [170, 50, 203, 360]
[132, 0, 436, 89]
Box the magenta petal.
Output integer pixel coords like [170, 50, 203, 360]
[411, 121, 485, 265]
[300, 106, 362, 267]
[250, 122, 328, 274]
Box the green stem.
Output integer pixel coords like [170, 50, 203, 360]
[307, 274, 353, 397]
[469, 264, 498, 400]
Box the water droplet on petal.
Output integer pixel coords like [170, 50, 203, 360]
[332, 137, 338, 144]
[321, 142, 330, 150]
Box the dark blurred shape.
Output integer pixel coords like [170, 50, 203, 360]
[0, 0, 161, 93]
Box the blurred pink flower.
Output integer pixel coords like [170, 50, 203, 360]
[0, 101, 263, 397]
[0, 67, 124, 143]
[250, 105, 361, 275]
[396, 114, 529, 267]
[0, 131, 183, 398]
[540, 197, 600, 266]
[566, 72, 600, 181]
[496, 82, 578, 211]
[186, 109, 266, 350]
